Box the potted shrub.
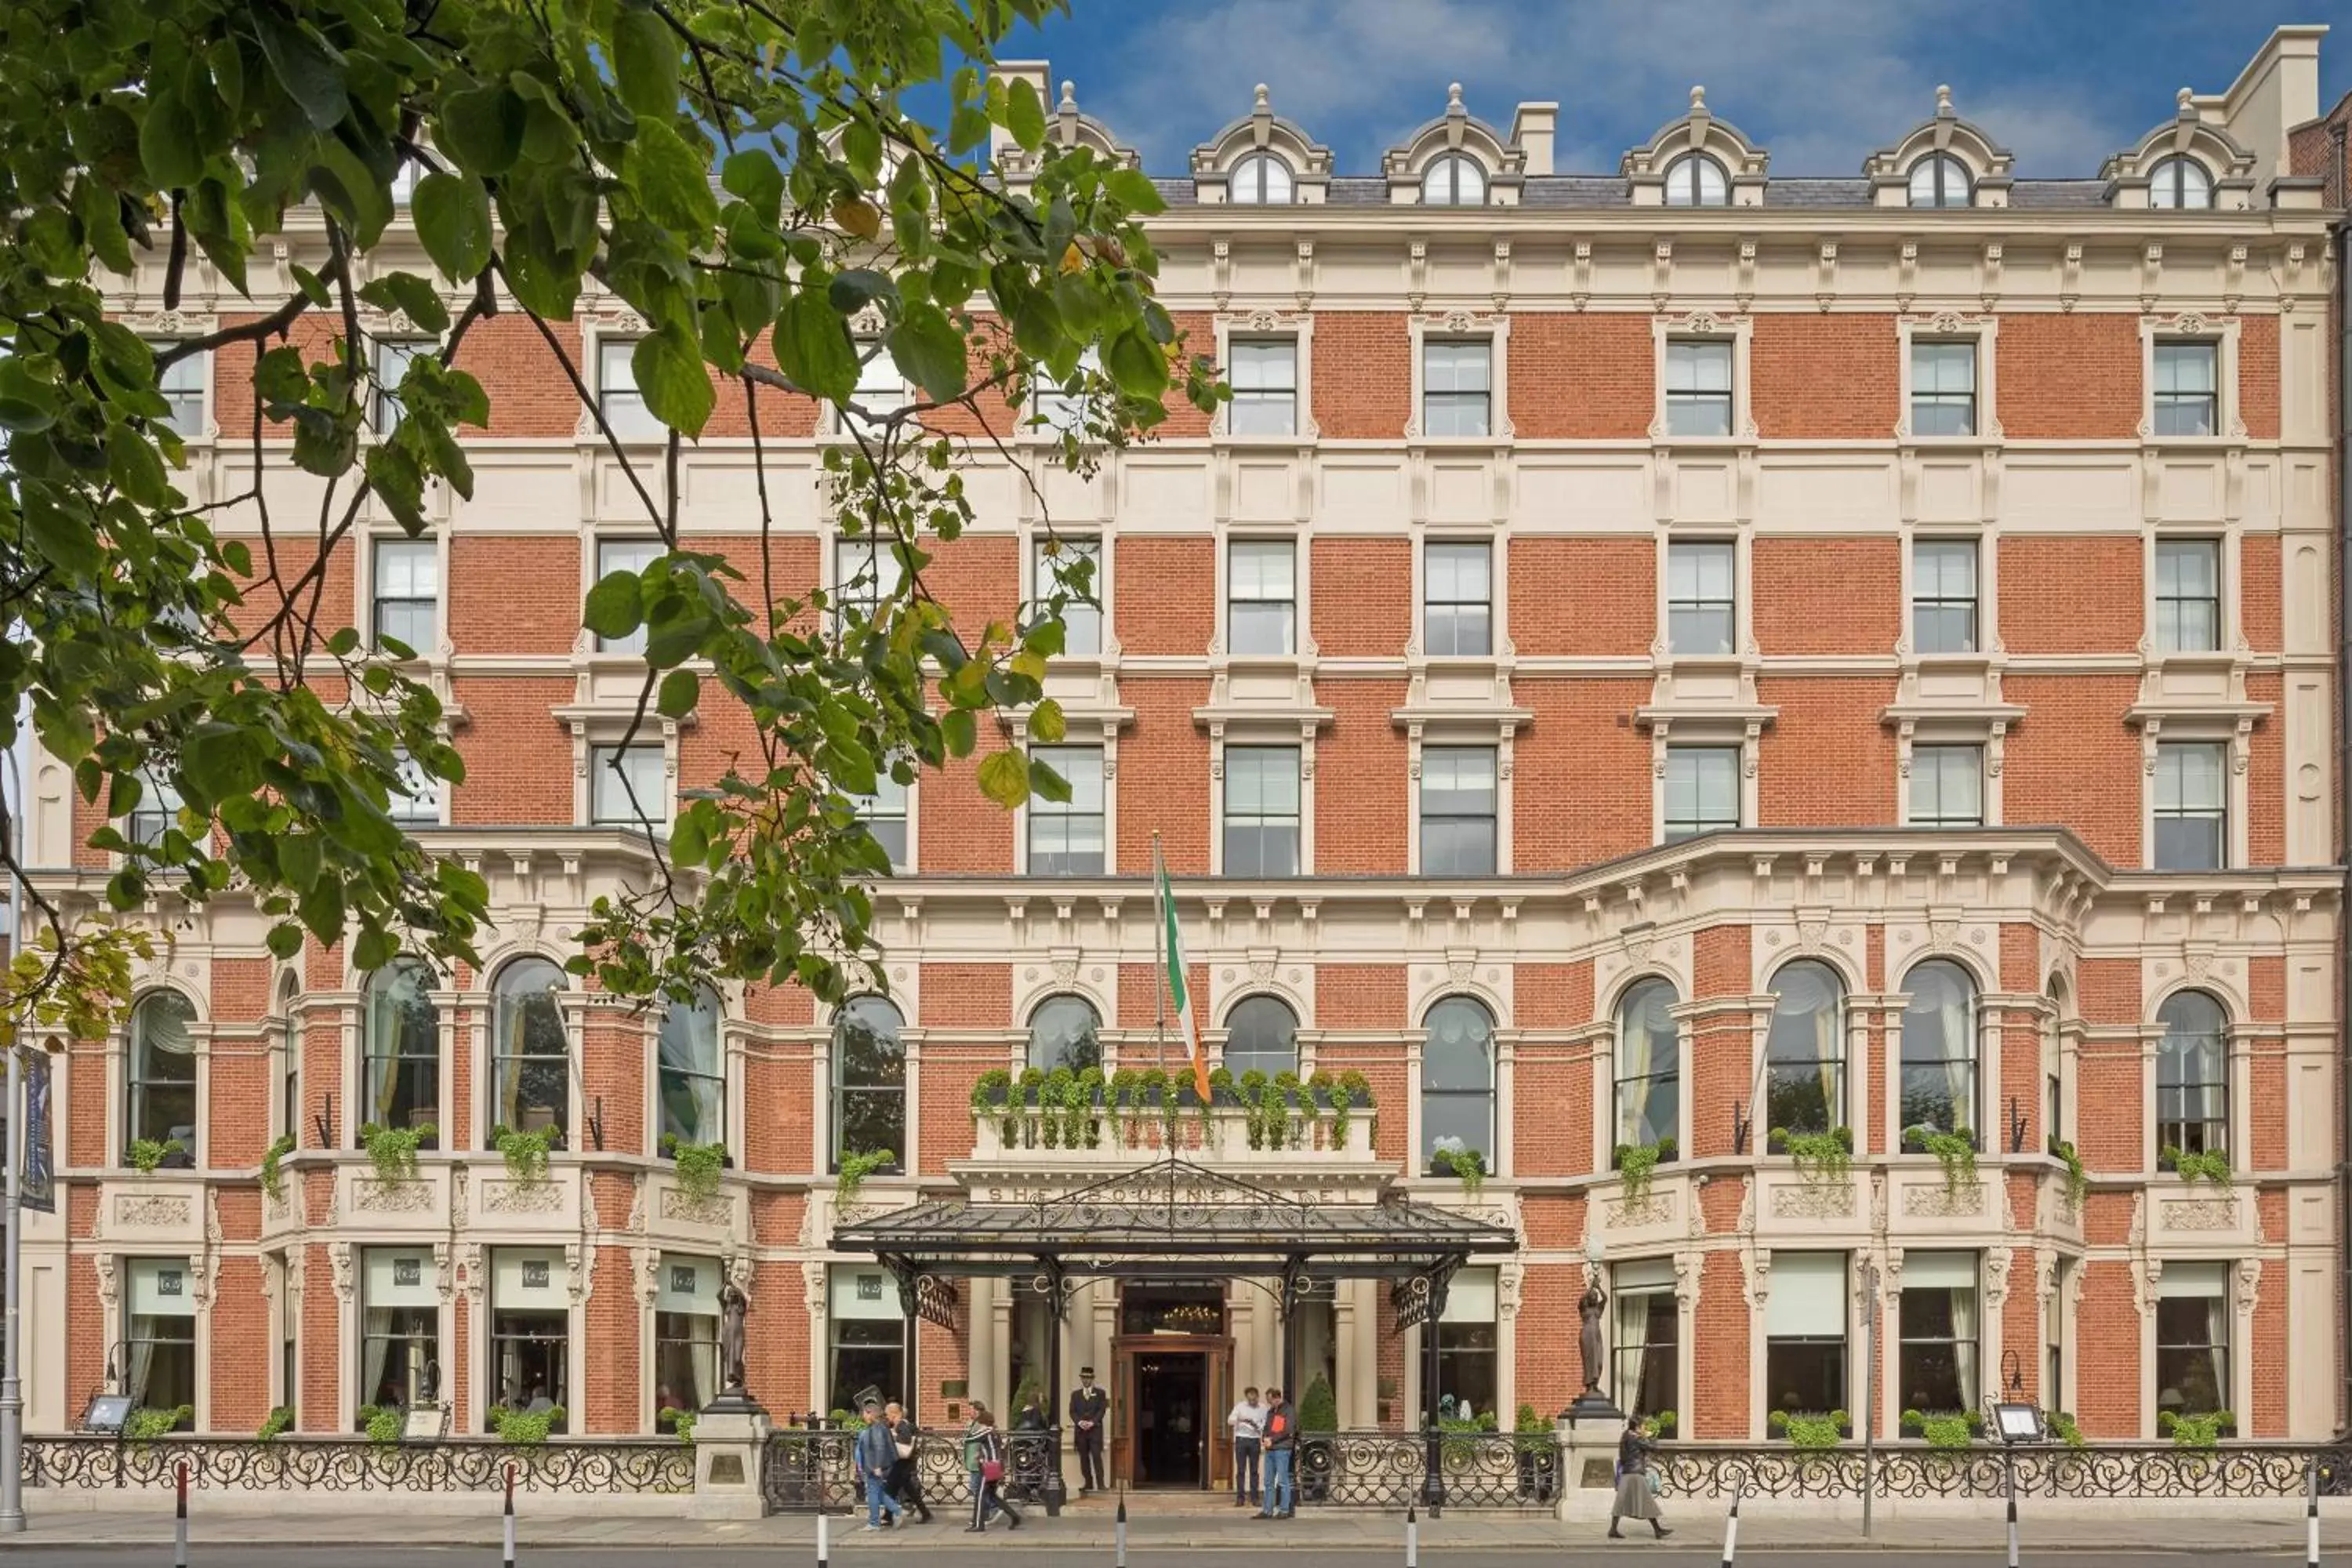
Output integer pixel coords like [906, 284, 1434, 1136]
[1767, 1126, 1853, 1181]
[659, 1134, 729, 1201]
[1650, 1410, 1678, 1440]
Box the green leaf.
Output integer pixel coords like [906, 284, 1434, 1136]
[632, 328, 714, 437]
[658, 669, 700, 720]
[183, 721, 263, 800]
[775, 289, 858, 405]
[279, 833, 321, 891]
[828, 269, 897, 313]
[253, 12, 349, 130]
[266, 923, 306, 961]
[352, 926, 398, 974]
[0, 358, 52, 434]
[104, 426, 170, 508]
[1028, 698, 1067, 744]
[412, 172, 492, 283]
[721, 151, 784, 227]
[947, 104, 991, 156]
[888, 303, 967, 403]
[325, 626, 360, 655]
[669, 807, 709, 865]
[977, 748, 1030, 808]
[1105, 325, 1170, 398]
[631, 121, 720, 235]
[583, 569, 645, 641]
[138, 90, 204, 189]
[612, 5, 681, 117]
[298, 874, 346, 946]
[437, 84, 525, 176]
[1105, 169, 1167, 216]
[358, 272, 450, 335]
[1026, 756, 1073, 804]
[1006, 75, 1046, 153]
[941, 708, 977, 758]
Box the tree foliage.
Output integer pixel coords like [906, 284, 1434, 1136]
[0, 0, 1221, 1023]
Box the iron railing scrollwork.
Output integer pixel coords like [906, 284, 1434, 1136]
[1294, 1430, 1559, 1510]
[22, 1435, 696, 1494]
[1653, 1442, 2352, 1501]
[760, 1425, 1062, 1515]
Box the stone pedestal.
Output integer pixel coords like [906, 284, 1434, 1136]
[691, 1403, 771, 1519]
[1554, 1410, 1624, 1523]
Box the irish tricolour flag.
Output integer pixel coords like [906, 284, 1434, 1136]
[1156, 848, 1214, 1105]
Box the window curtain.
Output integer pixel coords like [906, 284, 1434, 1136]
[362, 1309, 392, 1407]
[127, 1319, 158, 1406]
[658, 992, 722, 1142]
[1617, 1009, 1655, 1145]
[2201, 1295, 2228, 1410]
[1948, 1288, 1978, 1403]
[1936, 982, 1971, 1130]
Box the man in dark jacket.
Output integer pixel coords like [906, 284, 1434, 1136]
[1069, 1367, 1109, 1494]
[1256, 1387, 1294, 1519]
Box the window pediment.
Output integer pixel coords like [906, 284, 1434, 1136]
[1622, 86, 1769, 206]
[1191, 85, 1333, 204]
[1864, 86, 2015, 207]
[994, 78, 1142, 181]
[2100, 91, 2258, 210]
[1382, 84, 1522, 205]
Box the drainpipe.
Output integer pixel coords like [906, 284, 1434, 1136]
[2333, 119, 2352, 1439]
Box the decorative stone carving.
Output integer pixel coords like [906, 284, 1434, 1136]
[114, 1193, 194, 1229]
[482, 1180, 564, 1214]
[2232, 1258, 2261, 1314]
[1984, 1250, 2011, 1311]
[1672, 1250, 1700, 1306]
[355, 1178, 436, 1214]
[1736, 1174, 1755, 1236]
[1605, 1195, 1671, 1228]
[2160, 1197, 2241, 1232]
[450, 1164, 470, 1230]
[1902, 1182, 1985, 1218]
[328, 1242, 355, 1304]
[1771, 1181, 1856, 1219]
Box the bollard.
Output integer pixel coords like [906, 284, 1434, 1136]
[2308, 1458, 2321, 1568]
[1115, 1492, 1127, 1568]
[815, 1508, 829, 1568]
[2005, 1482, 2019, 1568]
[1404, 1502, 1417, 1568]
[1719, 1489, 1740, 1568]
[172, 1460, 187, 1568]
[501, 1461, 516, 1568]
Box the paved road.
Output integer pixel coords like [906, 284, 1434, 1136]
[0, 1549, 2339, 1566]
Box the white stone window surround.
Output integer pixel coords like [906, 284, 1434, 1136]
[1022, 525, 1116, 662]
[1204, 719, 1319, 877]
[339, 961, 462, 1150]
[1009, 724, 1120, 877]
[1408, 523, 1512, 665]
[1873, 948, 2000, 1156]
[2134, 715, 2254, 872]
[810, 988, 924, 1183]
[576, 307, 666, 447]
[1654, 528, 1750, 662]
[819, 307, 912, 439]
[460, 951, 592, 1170]
[2134, 1257, 2259, 1441]
[1586, 973, 1700, 1173]
[1210, 311, 1319, 441]
[1645, 716, 1761, 845]
[635, 982, 750, 1163]
[1188, 84, 1334, 205]
[2135, 981, 2254, 1180]
[1893, 314, 2003, 442]
[354, 524, 457, 666]
[466, 1247, 588, 1436]
[2140, 526, 2243, 659]
[2136, 312, 2244, 444]
[1891, 717, 2007, 827]
[1210, 520, 1316, 662]
[1404, 312, 1512, 442]
[1621, 85, 1770, 208]
[111, 984, 212, 1171]
[1896, 521, 2002, 661]
[122, 308, 223, 443]
[1648, 311, 1755, 443]
[1400, 717, 1517, 877]
[561, 715, 682, 829]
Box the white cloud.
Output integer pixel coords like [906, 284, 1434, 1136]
[1073, 0, 2172, 177]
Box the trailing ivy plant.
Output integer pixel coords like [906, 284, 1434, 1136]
[2161, 1145, 2233, 1189]
[1106, 1068, 1140, 1145]
[2159, 1409, 2233, 1450]
[1269, 1070, 1303, 1151]
[1908, 1126, 1978, 1195]
[1436, 1145, 1486, 1200]
[836, 1146, 895, 1207]
[971, 1069, 1016, 1145]
[256, 1405, 293, 1443]
[127, 1137, 185, 1174]
[259, 1133, 298, 1203]
[1073, 1065, 1105, 1149]
[1334, 1070, 1373, 1147]
[491, 1124, 553, 1187]
[1615, 1141, 1670, 1204]
[2053, 1140, 2089, 1207]
[1040, 1065, 1075, 1149]
[1138, 1069, 1173, 1140]
[2047, 1410, 2086, 1449]
[489, 1403, 566, 1446]
[1238, 1069, 1271, 1149]
[662, 1134, 727, 1203]
[361, 1121, 434, 1186]
[1778, 1127, 1854, 1184]
[125, 1405, 191, 1442]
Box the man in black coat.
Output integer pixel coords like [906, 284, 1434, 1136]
[1068, 1367, 1109, 1494]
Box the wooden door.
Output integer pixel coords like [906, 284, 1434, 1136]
[1112, 1345, 1138, 1486]
[1205, 1341, 1230, 1490]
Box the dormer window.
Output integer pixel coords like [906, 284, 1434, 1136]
[1907, 153, 1972, 209]
[1421, 153, 1487, 206]
[1662, 153, 1728, 207]
[2147, 156, 2213, 210]
[1230, 152, 1294, 205]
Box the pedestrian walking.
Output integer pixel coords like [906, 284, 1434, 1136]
[884, 1401, 931, 1524]
[1607, 1415, 1671, 1541]
[1257, 1385, 1295, 1519]
[855, 1403, 905, 1533]
[961, 1400, 1022, 1533]
[1227, 1384, 1267, 1508]
[1069, 1366, 1109, 1495]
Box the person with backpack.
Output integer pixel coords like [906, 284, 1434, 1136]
[1226, 1385, 1267, 1508]
[960, 1400, 1022, 1534]
[1255, 1386, 1295, 1519]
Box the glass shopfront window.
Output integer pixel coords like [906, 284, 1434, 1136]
[2155, 1262, 2230, 1419]
[1763, 1252, 1847, 1418]
[361, 1247, 440, 1419]
[654, 1254, 721, 1426]
[1896, 1252, 1978, 1414]
[1434, 1269, 1497, 1424]
[125, 1258, 197, 1426]
[489, 1248, 569, 1432]
[829, 1265, 906, 1415]
[1611, 1259, 1678, 1418]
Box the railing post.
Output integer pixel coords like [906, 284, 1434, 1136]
[172, 1459, 187, 1568]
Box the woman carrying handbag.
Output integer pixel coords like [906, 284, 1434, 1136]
[961, 1400, 1022, 1533]
[1607, 1414, 1671, 1541]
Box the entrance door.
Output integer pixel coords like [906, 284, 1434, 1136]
[1132, 1352, 1205, 1488]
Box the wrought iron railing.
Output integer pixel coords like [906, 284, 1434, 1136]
[1653, 1442, 2352, 1501]
[1294, 1430, 1559, 1510]
[760, 1425, 1062, 1514]
[23, 1434, 697, 1493]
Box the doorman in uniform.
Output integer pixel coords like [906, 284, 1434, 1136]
[1069, 1367, 1109, 1494]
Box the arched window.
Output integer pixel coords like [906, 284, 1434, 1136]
[1764, 960, 1846, 1137]
[1907, 152, 1972, 209]
[1027, 995, 1102, 1073]
[125, 990, 197, 1160]
[832, 996, 905, 1168]
[2148, 156, 2213, 210]
[1421, 153, 1487, 206]
[277, 971, 303, 1145]
[1662, 152, 1728, 207]
[362, 960, 440, 1146]
[1223, 996, 1298, 1080]
[1614, 979, 1680, 1151]
[1421, 996, 1495, 1175]
[1229, 152, 1294, 205]
[1899, 960, 1977, 1139]
[490, 957, 569, 1147]
[2156, 990, 2227, 1159]
[658, 987, 725, 1149]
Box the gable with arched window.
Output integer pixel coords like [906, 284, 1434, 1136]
[2155, 989, 2228, 1162]
[125, 989, 198, 1166]
[2100, 93, 2257, 211]
[830, 995, 903, 1171]
[657, 986, 725, 1150]
[1621, 86, 1769, 208]
[1381, 85, 1520, 206]
[1027, 994, 1102, 1073]
[363, 959, 440, 1147]
[1763, 960, 1846, 1138]
[1613, 978, 1680, 1154]
[489, 957, 569, 1149]
[1898, 960, 1977, 1142]
[1862, 87, 2014, 209]
[1189, 85, 1332, 205]
[1421, 996, 1495, 1178]
[1662, 152, 1729, 207]
[1222, 994, 1298, 1080]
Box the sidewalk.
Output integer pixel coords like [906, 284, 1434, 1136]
[2, 1501, 2347, 1553]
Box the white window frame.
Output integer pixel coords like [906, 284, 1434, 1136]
[1908, 537, 1980, 657]
[1905, 742, 1985, 829]
[851, 771, 913, 875]
[1890, 717, 2009, 829]
[1018, 742, 1109, 877]
[146, 339, 211, 441]
[389, 746, 447, 827]
[568, 720, 681, 830]
[1420, 537, 1494, 659]
[1205, 721, 1319, 877]
[2144, 731, 2237, 872]
[833, 534, 905, 633]
[589, 742, 670, 829]
[1661, 745, 1742, 842]
[1029, 345, 1101, 437]
[2137, 316, 2240, 443]
[1661, 152, 1730, 208]
[1663, 537, 1738, 659]
[1647, 719, 1762, 844]
[371, 337, 434, 435]
[2150, 535, 2225, 656]
[1030, 534, 1105, 659]
[592, 537, 662, 656]
[1218, 742, 1304, 877]
[1649, 314, 1751, 442]
[1406, 730, 1513, 877]
[593, 336, 665, 443]
[1405, 315, 1512, 442]
[1894, 318, 2002, 442]
[1226, 537, 1298, 659]
[369, 535, 441, 656]
[832, 339, 911, 434]
[1211, 314, 1317, 441]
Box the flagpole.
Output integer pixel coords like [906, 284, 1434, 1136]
[1151, 831, 1167, 1076]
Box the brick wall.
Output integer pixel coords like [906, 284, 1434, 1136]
[1751, 314, 1897, 438]
[1509, 314, 1653, 438]
[1998, 315, 2142, 437]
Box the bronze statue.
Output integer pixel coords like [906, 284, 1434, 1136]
[717, 1276, 749, 1396]
[1577, 1277, 1607, 1395]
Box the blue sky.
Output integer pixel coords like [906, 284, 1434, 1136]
[996, 2, 2348, 179]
